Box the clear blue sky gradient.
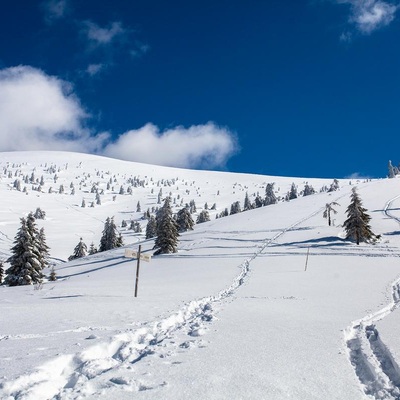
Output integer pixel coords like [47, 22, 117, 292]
[1, 0, 399, 178]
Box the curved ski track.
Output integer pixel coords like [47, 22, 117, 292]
[345, 195, 400, 400]
[0, 199, 335, 400]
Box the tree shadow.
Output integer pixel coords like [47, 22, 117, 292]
[275, 236, 350, 248]
[58, 258, 131, 279]
[384, 231, 400, 236]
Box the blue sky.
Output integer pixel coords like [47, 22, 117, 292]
[0, 0, 399, 178]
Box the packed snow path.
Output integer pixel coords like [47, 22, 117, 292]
[0, 198, 335, 400]
[345, 195, 400, 400]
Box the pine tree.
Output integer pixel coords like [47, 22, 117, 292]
[230, 201, 241, 215]
[388, 160, 399, 178]
[243, 192, 252, 211]
[37, 227, 50, 269]
[153, 197, 179, 255]
[145, 215, 157, 239]
[288, 183, 298, 200]
[34, 207, 46, 219]
[328, 179, 340, 192]
[264, 183, 277, 205]
[88, 242, 97, 255]
[0, 261, 4, 284]
[343, 188, 376, 245]
[323, 202, 340, 226]
[5, 216, 44, 286]
[99, 217, 120, 252]
[49, 266, 57, 281]
[137, 201, 141, 212]
[303, 184, 315, 196]
[68, 238, 87, 261]
[197, 210, 210, 223]
[176, 207, 194, 232]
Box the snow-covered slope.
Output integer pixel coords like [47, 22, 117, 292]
[1, 151, 400, 400]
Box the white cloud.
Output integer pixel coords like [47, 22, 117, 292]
[103, 123, 238, 169]
[0, 66, 238, 169]
[0, 66, 108, 152]
[345, 172, 372, 179]
[337, 0, 397, 33]
[42, 0, 69, 23]
[86, 63, 105, 76]
[84, 21, 125, 45]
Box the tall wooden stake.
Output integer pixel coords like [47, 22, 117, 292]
[304, 246, 310, 272]
[135, 245, 142, 297]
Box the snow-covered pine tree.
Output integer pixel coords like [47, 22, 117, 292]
[5, 216, 44, 286]
[388, 160, 396, 179]
[323, 202, 340, 226]
[243, 192, 252, 211]
[388, 160, 399, 179]
[189, 200, 197, 214]
[230, 201, 241, 215]
[99, 217, 120, 251]
[328, 179, 340, 192]
[254, 195, 263, 208]
[0, 261, 4, 284]
[49, 266, 57, 281]
[68, 238, 87, 261]
[137, 201, 141, 212]
[343, 188, 376, 245]
[33, 207, 46, 219]
[288, 183, 298, 200]
[153, 197, 179, 255]
[145, 215, 157, 239]
[88, 242, 97, 255]
[264, 183, 277, 205]
[37, 227, 50, 269]
[303, 184, 315, 196]
[197, 210, 210, 223]
[176, 207, 194, 232]
[116, 233, 124, 247]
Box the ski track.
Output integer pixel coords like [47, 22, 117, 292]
[0, 198, 336, 400]
[345, 195, 400, 400]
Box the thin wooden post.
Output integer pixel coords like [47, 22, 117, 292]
[135, 245, 142, 297]
[304, 246, 310, 272]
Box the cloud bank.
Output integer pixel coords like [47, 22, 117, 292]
[337, 0, 397, 33]
[0, 66, 237, 169]
[103, 123, 238, 169]
[0, 66, 107, 152]
[42, 0, 69, 23]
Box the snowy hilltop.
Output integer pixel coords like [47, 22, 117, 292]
[1, 151, 400, 400]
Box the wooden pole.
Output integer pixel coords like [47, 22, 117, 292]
[304, 246, 310, 272]
[135, 245, 141, 297]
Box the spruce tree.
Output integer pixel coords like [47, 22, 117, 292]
[5, 216, 44, 286]
[265, 183, 277, 205]
[243, 192, 252, 211]
[0, 261, 4, 284]
[303, 184, 315, 196]
[197, 210, 210, 223]
[49, 266, 57, 281]
[230, 201, 241, 215]
[68, 238, 87, 261]
[146, 215, 157, 238]
[153, 197, 179, 255]
[99, 217, 120, 251]
[88, 242, 98, 255]
[176, 207, 194, 232]
[34, 207, 46, 220]
[37, 227, 50, 269]
[288, 183, 298, 200]
[343, 188, 376, 245]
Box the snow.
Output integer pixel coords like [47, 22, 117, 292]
[0, 151, 400, 399]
